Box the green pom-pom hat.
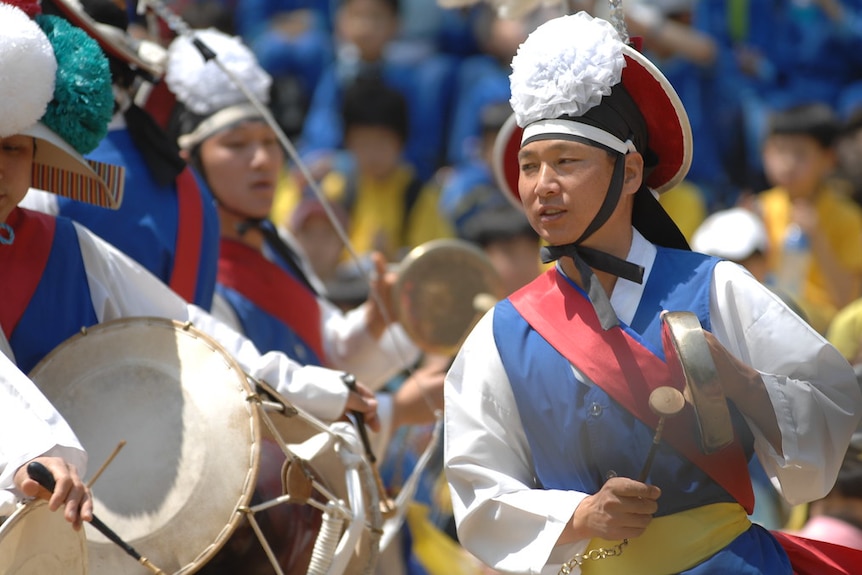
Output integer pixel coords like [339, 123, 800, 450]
[0, 2, 124, 209]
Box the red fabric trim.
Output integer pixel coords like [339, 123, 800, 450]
[508, 269, 754, 513]
[0, 208, 56, 339]
[218, 239, 326, 363]
[771, 531, 862, 575]
[169, 168, 203, 302]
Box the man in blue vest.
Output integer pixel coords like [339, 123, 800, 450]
[443, 11, 862, 575]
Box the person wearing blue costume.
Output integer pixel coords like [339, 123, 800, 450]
[443, 11, 862, 575]
[0, 0, 378, 447]
[165, 26, 430, 394]
[20, 0, 220, 310]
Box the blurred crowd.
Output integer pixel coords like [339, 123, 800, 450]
[128, 0, 862, 336]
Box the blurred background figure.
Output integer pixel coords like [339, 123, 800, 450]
[827, 298, 862, 367]
[691, 206, 770, 284]
[756, 102, 862, 334]
[314, 75, 454, 263]
[299, 0, 456, 183]
[459, 203, 541, 296]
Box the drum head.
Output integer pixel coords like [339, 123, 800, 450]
[0, 501, 87, 574]
[29, 317, 260, 575]
[393, 239, 505, 356]
[661, 311, 734, 454]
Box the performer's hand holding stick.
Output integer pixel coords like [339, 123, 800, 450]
[28, 461, 167, 575]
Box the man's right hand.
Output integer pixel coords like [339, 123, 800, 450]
[563, 477, 661, 544]
[13, 456, 93, 530]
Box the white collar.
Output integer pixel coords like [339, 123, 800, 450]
[609, 228, 656, 326]
[553, 228, 656, 326]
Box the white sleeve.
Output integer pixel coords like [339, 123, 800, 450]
[710, 260, 862, 505]
[0, 353, 87, 515]
[75, 224, 350, 422]
[444, 310, 588, 575]
[321, 300, 421, 390]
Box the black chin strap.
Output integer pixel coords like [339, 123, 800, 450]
[237, 218, 319, 296]
[539, 151, 644, 330]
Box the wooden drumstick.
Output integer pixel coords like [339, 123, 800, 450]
[341, 373, 396, 516]
[27, 462, 167, 575]
[87, 440, 126, 488]
[637, 386, 686, 483]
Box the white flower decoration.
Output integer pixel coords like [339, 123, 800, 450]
[165, 28, 272, 116]
[0, 5, 57, 137]
[509, 12, 625, 128]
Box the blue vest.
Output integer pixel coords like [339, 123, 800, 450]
[215, 283, 324, 367]
[57, 129, 219, 310]
[493, 247, 790, 573]
[11, 217, 98, 373]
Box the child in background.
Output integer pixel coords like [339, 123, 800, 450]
[757, 103, 862, 333]
[459, 202, 542, 297]
[319, 75, 453, 263]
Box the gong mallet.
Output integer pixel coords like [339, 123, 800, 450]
[27, 461, 167, 575]
[341, 373, 396, 516]
[637, 386, 686, 483]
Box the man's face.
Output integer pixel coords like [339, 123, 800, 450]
[199, 121, 284, 220]
[517, 138, 618, 247]
[0, 135, 35, 223]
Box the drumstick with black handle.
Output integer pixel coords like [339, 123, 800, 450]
[27, 461, 167, 575]
[341, 373, 396, 516]
[637, 386, 686, 483]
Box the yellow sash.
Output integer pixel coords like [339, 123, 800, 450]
[581, 503, 751, 575]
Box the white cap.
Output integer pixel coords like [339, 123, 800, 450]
[691, 207, 768, 261]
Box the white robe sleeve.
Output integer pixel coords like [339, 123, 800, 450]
[321, 301, 420, 390]
[74, 223, 350, 422]
[709, 260, 862, 505]
[444, 311, 588, 575]
[0, 353, 87, 516]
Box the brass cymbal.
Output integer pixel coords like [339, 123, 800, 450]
[661, 311, 734, 454]
[393, 239, 506, 356]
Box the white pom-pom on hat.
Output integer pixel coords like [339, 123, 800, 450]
[0, 4, 57, 138]
[165, 28, 272, 116]
[509, 12, 624, 128]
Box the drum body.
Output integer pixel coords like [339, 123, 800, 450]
[28, 317, 381, 575]
[29, 317, 260, 575]
[0, 500, 88, 574]
[199, 381, 382, 575]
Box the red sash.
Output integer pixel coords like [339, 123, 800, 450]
[0, 208, 56, 340]
[771, 531, 862, 575]
[169, 168, 203, 303]
[217, 239, 326, 363]
[508, 269, 755, 513]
